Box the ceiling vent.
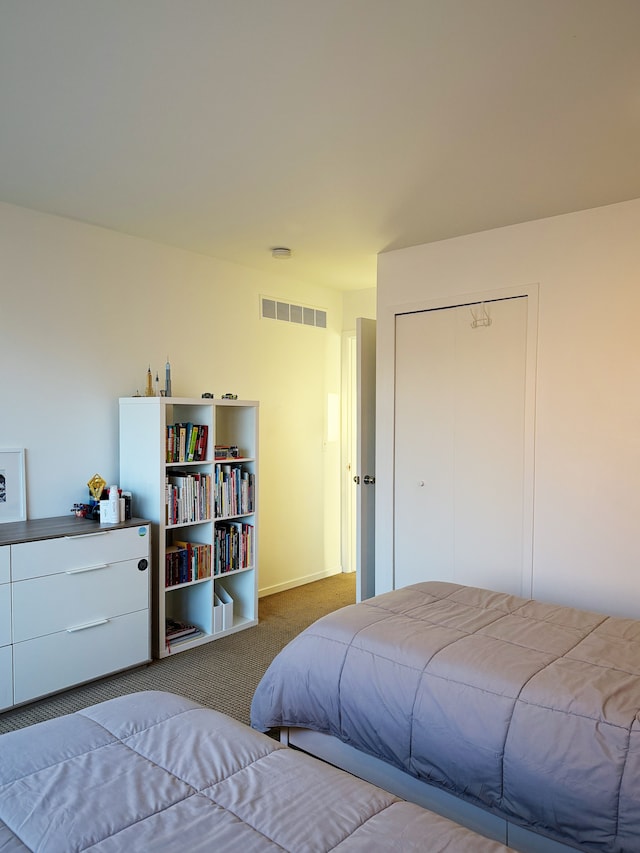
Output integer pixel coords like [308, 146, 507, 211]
[261, 296, 327, 329]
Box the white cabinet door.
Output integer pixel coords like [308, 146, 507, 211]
[394, 297, 530, 595]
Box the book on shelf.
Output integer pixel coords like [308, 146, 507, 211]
[166, 629, 204, 649]
[173, 539, 212, 581]
[166, 541, 212, 586]
[165, 544, 189, 587]
[178, 423, 188, 463]
[186, 424, 199, 462]
[166, 424, 175, 463]
[165, 617, 204, 652]
[214, 464, 255, 518]
[166, 423, 209, 463]
[166, 422, 185, 463]
[165, 470, 211, 525]
[214, 521, 254, 575]
[165, 618, 200, 640]
[195, 424, 208, 461]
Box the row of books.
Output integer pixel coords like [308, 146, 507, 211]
[166, 471, 211, 525]
[214, 522, 254, 575]
[214, 464, 255, 518]
[166, 423, 209, 463]
[165, 540, 212, 587]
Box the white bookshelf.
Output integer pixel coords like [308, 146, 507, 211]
[119, 396, 258, 658]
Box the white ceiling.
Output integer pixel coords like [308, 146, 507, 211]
[1, 1, 640, 291]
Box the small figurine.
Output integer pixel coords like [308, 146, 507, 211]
[87, 474, 107, 501]
[165, 357, 172, 397]
[145, 365, 154, 397]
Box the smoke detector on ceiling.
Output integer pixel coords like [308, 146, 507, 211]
[271, 246, 292, 259]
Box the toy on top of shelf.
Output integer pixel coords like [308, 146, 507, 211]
[165, 358, 172, 397]
[145, 366, 154, 397]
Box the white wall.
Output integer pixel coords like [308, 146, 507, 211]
[342, 287, 376, 331]
[0, 201, 343, 596]
[376, 198, 640, 618]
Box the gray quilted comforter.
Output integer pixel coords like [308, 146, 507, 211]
[251, 581, 640, 852]
[0, 689, 508, 852]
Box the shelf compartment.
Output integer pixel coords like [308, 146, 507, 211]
[165, 578, 214, 638]
[215, 571, 256, 629]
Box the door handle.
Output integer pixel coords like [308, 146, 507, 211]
[363, 475, 375, 485]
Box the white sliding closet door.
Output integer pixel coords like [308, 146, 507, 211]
[394, 296, 529, 595]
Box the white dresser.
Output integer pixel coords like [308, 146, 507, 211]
[0, 516, 151, 710]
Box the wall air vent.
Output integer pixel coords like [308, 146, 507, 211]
[261, 296, 327, 329]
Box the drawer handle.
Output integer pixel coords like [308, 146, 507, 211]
[65, 563, 109, 575]
[64, 531, 112, 539]
[66, 618, 110, 633]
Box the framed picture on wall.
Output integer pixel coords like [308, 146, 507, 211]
[0, 448, 26, 523]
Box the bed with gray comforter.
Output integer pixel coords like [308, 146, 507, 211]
[0, 689, 508, 852]
[251, 581, 640, 853]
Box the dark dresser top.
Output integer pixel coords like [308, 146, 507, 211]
[0, 516, 150, 546]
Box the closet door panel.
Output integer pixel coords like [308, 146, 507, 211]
[452, 298, 527, 590]
[394, 308, 456, 585]
[394, 297, 528, 595]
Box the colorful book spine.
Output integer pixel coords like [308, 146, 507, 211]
[165, 472, 212, 525]
[214, 464, 255, 518]
[214, 522, 254, 575]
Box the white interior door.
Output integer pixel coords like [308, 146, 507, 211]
[344, 333, 358, 575]
[393, 297, 529, 595]
[356, 317, 376, 602]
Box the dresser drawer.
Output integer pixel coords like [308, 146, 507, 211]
[0, 645, 12, 710]
[11, 524, 150, 581]
[0, 583, 10, 647]
[13, 609, 150, 705]
[12, 558, 149, 643]
[0, 546, 9, 584]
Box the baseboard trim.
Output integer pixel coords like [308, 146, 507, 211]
[258, 567, 343, 598]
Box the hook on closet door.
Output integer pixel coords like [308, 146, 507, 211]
[470, 303, 492, 328]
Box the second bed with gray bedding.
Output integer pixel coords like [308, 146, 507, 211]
[251, 581, 640, 852]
